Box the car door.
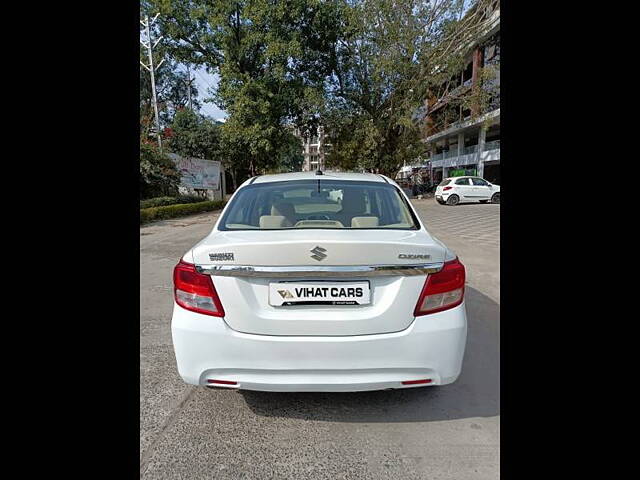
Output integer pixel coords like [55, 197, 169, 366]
[453, 177, 473, 200]
[471, 177, 492, 200]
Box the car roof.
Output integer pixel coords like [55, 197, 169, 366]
[249, 171, 390, 185]
[444, 176, 482, 180]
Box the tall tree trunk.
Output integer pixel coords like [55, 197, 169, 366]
[230, 169, 237, 191]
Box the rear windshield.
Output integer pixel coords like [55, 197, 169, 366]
[219, 179, 419, 230]
[438, 179, 451, 186]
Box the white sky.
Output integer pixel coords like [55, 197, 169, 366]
[191, 66, 228, 121]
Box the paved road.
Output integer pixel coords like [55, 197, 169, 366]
[140, 200, 500, 479]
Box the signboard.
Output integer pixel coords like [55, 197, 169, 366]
[449, 168, 477, 177]
[167, 154, 221, 190]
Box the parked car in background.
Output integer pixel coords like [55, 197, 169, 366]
[435, 176, 500, 206]
[172, 171, 467, 392]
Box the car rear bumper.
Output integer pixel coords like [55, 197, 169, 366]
[171, 302, 467, 392]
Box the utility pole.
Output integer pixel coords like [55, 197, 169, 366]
[185, 65, 194, 111]
[140, 14, 164, 151]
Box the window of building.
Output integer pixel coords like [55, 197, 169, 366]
[483, 33, 500, 66]
[486, 125, 500, 142]
[462, 61, 473, 85]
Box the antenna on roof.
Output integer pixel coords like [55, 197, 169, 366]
[315, 168, 323, 175]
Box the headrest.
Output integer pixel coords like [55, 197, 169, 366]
[341, 189, 366, 213]
[351, 216, 379, 228]
[271, 202, 296, 220]
[259, 215, 287, 228]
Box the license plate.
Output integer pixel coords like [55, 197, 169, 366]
[269, 281, 371, 306]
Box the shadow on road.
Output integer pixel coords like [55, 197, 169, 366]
[241, 286, 499, 423]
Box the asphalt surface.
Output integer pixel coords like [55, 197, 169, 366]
[140, 199, 500, 479]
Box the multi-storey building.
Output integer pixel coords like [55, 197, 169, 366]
[422, 1, 500, 184]
[295, 126, 331, 172]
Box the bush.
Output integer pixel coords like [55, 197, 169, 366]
[140, 142, 181, 198]
[140, 200, 226, 224]
[140, 195, 205, 209]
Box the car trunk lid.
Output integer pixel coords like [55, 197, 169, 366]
[191, 229, 445, 336]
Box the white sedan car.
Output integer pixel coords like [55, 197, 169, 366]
[435, 176, 500, 206]
[172, 171, 467, 392]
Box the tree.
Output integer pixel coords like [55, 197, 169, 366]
[267, 130, 305, 173]
[140, 1, 201, 140]
[148, 0, 342, 181]
[323, 0, 494, 177]
[139, 141, 181, 199]
[169, 109, 221, 159]
[140, 59, 201, 140]
[144, 0, 493, 181]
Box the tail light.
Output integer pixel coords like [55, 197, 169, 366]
[443, 186, 453, 191]
[173, 259, 225, 317]
[414, 258, 465, 316]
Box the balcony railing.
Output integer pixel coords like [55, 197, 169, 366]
[464, 144, 477, 154]
[484, 139, 500, 150]
[429, 140, 499, 162]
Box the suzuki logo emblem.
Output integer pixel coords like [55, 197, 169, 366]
[310, 246, 327, 261]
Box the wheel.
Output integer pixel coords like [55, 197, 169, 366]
[491, 193, 500, 204]
[446, 195, 460, 206]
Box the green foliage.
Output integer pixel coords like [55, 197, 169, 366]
[323, 0, 490, 177]
[140, 194, 205, 209]
[140, 142, 181, 199]
[145, 0, 492, 180]
[140, 200, 227, 224]
[459, 63, 500, 116]
[140, 60, 201, 134]
[150, 0, 342, 181]
[140, 0, 201, 139]
[169, 109, 221, 160]
[265, 132, 305, 173]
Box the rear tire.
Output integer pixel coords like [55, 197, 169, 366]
[446, 195, 460, 206]
[491, 193, 500, 204]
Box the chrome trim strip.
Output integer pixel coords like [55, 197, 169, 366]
[195, 263, 443, 278]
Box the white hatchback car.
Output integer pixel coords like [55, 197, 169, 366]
[435, 176, 500, 206]
[172, 171, 467, 392]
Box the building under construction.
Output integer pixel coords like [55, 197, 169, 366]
[421, 1, 500, 185]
